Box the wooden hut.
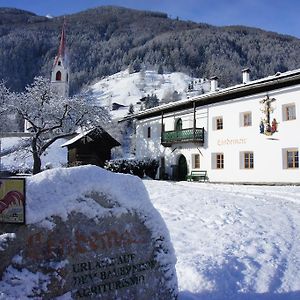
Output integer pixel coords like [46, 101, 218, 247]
[62, 127, 120, 167]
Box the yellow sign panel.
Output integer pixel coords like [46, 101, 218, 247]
[0, 178, 25, 224]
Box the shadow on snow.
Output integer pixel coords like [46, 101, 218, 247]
[178, 255, 300, 300]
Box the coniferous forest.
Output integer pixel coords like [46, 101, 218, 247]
[1, 6, 300, 94]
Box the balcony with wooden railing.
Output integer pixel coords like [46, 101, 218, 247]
[161, 127, 204, 147]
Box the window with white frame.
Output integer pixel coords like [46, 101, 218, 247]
[240, 151, 254, 169]
[241, 112, 252, 127]
[285, 149, 299, 169]
[283, 103, 296, 121]
[212, 152, 224, 169]
[213, 116, 223, 130]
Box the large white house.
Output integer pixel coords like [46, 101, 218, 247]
[130, 68, 300, 184]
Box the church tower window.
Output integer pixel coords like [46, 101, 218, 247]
[56, 71, 62, 81]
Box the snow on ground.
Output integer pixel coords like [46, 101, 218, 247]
[1, 165, 300, 299]
[0, 137, 68, 172]
[143, 180, 300, 300]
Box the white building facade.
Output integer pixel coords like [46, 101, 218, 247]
[133, 69, 300, 184]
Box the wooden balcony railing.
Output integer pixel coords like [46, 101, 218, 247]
[161, 127, 204, 147]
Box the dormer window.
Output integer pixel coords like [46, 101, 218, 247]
[56, 71, 62, 81]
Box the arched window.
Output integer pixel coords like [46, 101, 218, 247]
[66, 73, 69, 82]
[58, 61, 61, 66]
[56, 71, 62, 81]
[175, 118, 182, 131]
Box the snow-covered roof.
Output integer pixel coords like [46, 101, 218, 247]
[61, 129, 94, 147]
[123, 68, 300, 120]
[61, 127, 120, 148]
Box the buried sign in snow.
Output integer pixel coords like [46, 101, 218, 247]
[0, 166, 177, 299]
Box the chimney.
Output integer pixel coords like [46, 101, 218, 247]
[242, 68, 250, 84]
[210, 76, 218, 92]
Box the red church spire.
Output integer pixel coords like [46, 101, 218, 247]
[58, 19, 66, 57]
[54, 18, 67, 66]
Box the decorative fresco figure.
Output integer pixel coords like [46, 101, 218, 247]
[266, 123, 271, 133]
[271, 118, 278, 133]
[259, 95, 277, 135]
[259, 121, 265, 133]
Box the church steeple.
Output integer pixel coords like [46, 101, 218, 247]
[51, 19, 69, 97]
[54, 20, 66, 66]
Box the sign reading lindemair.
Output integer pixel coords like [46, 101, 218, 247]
[0, 178, 25, 224]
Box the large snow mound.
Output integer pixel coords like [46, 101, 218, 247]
[0, 166, 178, 299]
[26, 165, 166, 235]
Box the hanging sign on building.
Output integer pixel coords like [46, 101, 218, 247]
[0, 178, 25, 224]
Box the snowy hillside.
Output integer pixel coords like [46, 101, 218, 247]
[90, 69, 210, 118]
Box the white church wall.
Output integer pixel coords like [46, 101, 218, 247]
[51, 60, 69, 97]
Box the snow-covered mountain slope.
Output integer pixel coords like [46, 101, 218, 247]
[90, 69, 210, 119]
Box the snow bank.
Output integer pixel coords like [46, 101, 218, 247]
[26, 165, 177, 270]
[27, 165, 162, 230]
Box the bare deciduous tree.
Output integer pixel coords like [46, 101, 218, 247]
[2, 77, 110, 174]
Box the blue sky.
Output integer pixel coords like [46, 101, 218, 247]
[0, 0, 299, 38]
